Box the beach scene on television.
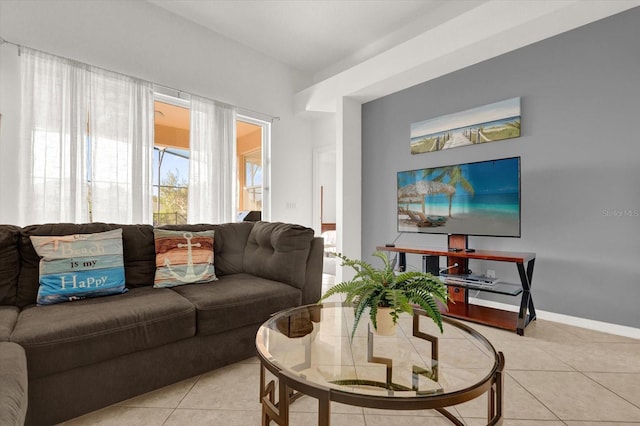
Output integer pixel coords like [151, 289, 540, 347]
[397, 157, 521, 237]
[410, 97, 521, 155]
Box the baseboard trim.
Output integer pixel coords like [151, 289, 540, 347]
[468, 297, 640, 340]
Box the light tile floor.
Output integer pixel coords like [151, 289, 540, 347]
[60, 274, 640, 426]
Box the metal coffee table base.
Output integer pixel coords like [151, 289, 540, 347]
[259, 310, 505, 426]
[260, 351, 504, 425]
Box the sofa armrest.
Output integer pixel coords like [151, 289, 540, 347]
[0, 342, 28, 426]
[301, 237, 324, 305]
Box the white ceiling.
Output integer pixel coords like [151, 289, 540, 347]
[147, 1, 639, 78]
[147, 0, 640, 112]
[147, 0, 483, 77]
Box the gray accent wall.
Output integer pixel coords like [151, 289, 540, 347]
[362, 7, 640, 329]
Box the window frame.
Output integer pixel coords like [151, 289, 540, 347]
[236, 114, 271, 221]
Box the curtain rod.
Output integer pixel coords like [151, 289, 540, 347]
[0, 36, 280, 122]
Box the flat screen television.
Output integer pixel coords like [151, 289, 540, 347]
[397, 157, 521, 237]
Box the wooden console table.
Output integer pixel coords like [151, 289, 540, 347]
[377, 243, 536, 335]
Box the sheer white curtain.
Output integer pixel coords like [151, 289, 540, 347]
[188, 96, 236, 224]
[89, 70, 154, 224]
[18, 48, 90, 225]
[18, 48, 154, 225]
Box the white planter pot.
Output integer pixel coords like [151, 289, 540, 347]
[375, 307, 397, 336]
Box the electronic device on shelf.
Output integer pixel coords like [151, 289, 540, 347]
[441, 273, 500, 286]
[396, 157, 521, 238]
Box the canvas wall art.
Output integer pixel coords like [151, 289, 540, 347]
[410, 97, 521, 154]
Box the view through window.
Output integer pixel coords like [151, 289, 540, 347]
[236, 120, 263, 215]
[153, 100, 190, 225]
[242, 150, 262, 211]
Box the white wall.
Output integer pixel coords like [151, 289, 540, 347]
[310, 113, 336, 233]
[318, 152, 336, 224]
[0, 0, 315, 226]
[336, 97, 362, 280]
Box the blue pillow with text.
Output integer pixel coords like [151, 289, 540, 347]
[30, 228, 128, 305]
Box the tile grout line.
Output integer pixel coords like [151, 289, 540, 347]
[580, 371, 640, 412]
[546, 323, 640, 417]
[160, 374, 203, 426]
[504, 370, 564, 423]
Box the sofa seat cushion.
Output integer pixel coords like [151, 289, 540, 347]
[171, 273, 301, 336]
[0, 342, 28, 426]
[0, 306, 19, 341]
[10, 286, 196, 379]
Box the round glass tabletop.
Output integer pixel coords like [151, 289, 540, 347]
[256, 302, 502, 412]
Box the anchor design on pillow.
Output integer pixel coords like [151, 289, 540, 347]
[164, 232, 213, 283]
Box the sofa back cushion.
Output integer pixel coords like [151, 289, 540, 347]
[0, 225, 21, 305]
[14, 221, 311, 306]
[118, 224, 157, 288]
[17, 223, 156, 308]
[242, 222, 315, 289]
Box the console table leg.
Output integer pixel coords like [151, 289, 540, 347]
[526, 259, 537, 321]
[516, 260, 536, 335]
[517, 290, 531, 335]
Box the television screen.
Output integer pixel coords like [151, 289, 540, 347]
[397, 157, 521, 237]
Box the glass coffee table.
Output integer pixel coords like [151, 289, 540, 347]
[256, 302, 504, 425]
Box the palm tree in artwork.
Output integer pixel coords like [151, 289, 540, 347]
[424, 166, 475, 217]
[398, 180, 456, 216]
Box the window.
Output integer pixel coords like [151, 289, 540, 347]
[152, 96, 269, 225]
[153, 99, 190, 225]
[237, 119, 263, 214]
[153, 147, 189, 225]
[18, 47, 270, 225]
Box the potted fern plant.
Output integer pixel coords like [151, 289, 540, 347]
[318, 251, 448, 337]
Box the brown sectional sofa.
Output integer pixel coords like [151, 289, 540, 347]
[0, 221, 323, 425]
[0, 342, 27, 425]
